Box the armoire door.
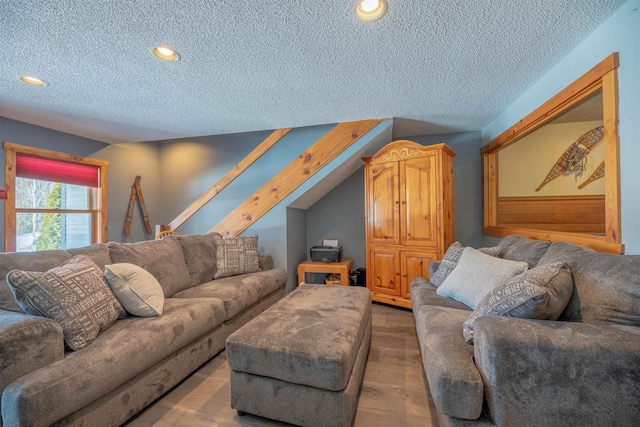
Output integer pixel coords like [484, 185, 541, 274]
[401, 251, 436, 299]
[400, 156, 438, 247]
[369, 248, 401, 296]
[368, 162, 400, 245]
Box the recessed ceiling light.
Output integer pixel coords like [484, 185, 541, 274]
[152, 45, 180, 62]
[356, 0, 388, 22]
[20, 76, 47, 86]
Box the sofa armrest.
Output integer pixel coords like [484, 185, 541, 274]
[428, 260, 441, 279]
[0, 310, 64, 401]
[258, 254, 273, 271]
[474, 316, 640, 427]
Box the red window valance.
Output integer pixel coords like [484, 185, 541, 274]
[16, 154, 99, 188]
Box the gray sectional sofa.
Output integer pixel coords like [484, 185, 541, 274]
[410, 235, 640, 427]
[0, 233, 287, 427]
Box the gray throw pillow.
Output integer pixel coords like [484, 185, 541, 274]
[6, 255, 126, 350]
[499, 235, 552, 268]
[462, 261, 574, 344]
[175, 233, 220, 287]
[104, 263, 164, 317]
[213, 234, 261, 279]
[437, 247, 529, 309]
[430, 242, 502, 287]
[107, 238, 191, 297]
[540, 242, 640, 326]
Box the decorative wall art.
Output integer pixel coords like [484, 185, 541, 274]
[578, 161, 605, 189]
[535, 125, 604, 192]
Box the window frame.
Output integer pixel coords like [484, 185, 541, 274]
[4, 141, 109, 252]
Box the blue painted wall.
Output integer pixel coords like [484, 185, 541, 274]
[306, 167, 367, 269]
[0, 116, 161, 250]
[482, 1, 640, 254]
[156, 125, 333, 234]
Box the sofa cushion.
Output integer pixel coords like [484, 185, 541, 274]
[6, 255, 125, 350]
[104, 263, 164, 317]
[66, 243, 112, 271]
[413, 304, 484, 420]
[0, 310, 64, 410]
[173, 268, 287, 320]
[175, 233, 221, 287]
[107, 238, 191, 297]
[410, 277, 472, 311]
[499, 235, 552, 268]
[463, 262, 574, 343]
[437, 247, 529, 309]
[0, 249, 72, 312]
[539, 242, 640, 326]
[430, 242, 502, 287]
[1, 297, 226, 427]
[213, 234, 260, 279]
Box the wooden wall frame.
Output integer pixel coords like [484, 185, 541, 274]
[481, 53, 623, 254]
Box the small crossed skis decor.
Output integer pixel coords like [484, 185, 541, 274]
[124, 175, 153, 236]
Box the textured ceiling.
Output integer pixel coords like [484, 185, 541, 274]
[0, 0, 627, 144]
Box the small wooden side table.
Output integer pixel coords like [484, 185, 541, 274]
[297, 258, 353, 286]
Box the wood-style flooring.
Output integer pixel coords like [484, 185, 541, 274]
[126, 303, 439, 427]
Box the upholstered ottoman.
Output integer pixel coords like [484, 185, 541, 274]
[226, 284, 372, 427]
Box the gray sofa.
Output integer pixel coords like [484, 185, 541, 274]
[0, 233, 287, 427]
[410, 235, 640, 427]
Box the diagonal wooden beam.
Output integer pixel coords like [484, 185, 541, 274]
[168, 128, 291, 231]
[210, 119, 382, 237]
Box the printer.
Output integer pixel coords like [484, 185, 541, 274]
[310, 240, 342, 263]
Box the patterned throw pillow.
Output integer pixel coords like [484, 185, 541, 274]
[213, 235, 261, 279]
[462, 261, 574, 344]
[430, 242, 502, 287]
[6, 255, 126, 351]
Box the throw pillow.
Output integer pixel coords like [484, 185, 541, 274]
[107, 238, 192, 297]
[498, 235, 552, 268]
[430, 242, 502, 287]
[539, 242, 640, 326]
[6, 255, 126, 350]
[436, 247, 529, 309]
[104, 263, 164, 317]
[462, 262, 574, 344]
[175, 233, 220, 287]
[213, 234, 260, 279]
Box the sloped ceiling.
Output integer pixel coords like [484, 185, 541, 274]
[0, 0, 627, 144]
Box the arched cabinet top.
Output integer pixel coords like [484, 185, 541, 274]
[363, 140, 455, 163]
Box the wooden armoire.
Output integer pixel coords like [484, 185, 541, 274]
[363, 140, 455, 308]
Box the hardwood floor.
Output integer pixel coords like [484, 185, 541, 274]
[127, 303, 439, 427]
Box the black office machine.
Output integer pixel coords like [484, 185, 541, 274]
[310, 245, 342, 263]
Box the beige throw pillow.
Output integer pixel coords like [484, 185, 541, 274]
[436, 247, 529, 309]
[430, 241, 502, 287]
[104, 263, 164, 317]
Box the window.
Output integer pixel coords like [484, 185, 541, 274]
[4, 142, 108, 252]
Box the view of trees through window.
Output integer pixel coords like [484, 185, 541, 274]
[16, 178, 91, 252]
